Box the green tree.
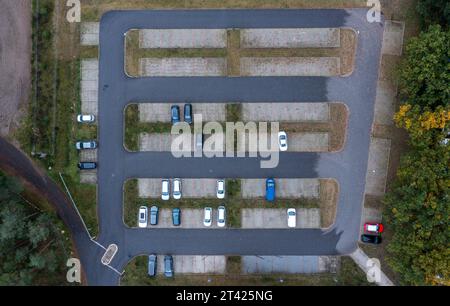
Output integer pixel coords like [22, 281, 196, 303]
[0, 171, 66, 285]
[398, 25, 450, 110]
[384, 143, 449, 285]
[416, 0, 450, 29]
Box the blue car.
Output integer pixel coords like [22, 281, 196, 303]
[266, 178, 275, 202]
[184, 104, 193, 124]
[171, 105, 180, 124]
[172, 208, 181, 226]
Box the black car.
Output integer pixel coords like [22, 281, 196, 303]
[78, 162, 97, 170]
[184, 104, 193, 124]
[164, 255, 174, 277]
[171, 105, 180, 124]
[361, 234, 382, 244]
[148, 254, 157, 277]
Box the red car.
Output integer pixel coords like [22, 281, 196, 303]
[364, 222, 384, 234]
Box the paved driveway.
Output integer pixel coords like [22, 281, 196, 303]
[84, 9, 384, 285]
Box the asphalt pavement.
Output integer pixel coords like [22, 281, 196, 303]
[85, 9, 384, 285]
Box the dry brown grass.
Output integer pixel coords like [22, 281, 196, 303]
[318, 179, 338, 228]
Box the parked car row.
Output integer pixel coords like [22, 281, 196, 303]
[171, 103, 192, 125]
[137, 205, 227, 228]
[138, 206, 181, 228]
[76, 113, 97, 170]
[361, 222, 384, 245]
[161, 179, 225, 200]
[147, 254, 173, 278]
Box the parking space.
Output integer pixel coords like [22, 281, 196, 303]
[241, 208, 320, 229]
[287, 132, 329, 152]
[139, 103, 226, 123]
[80, 171, 97, 184]
[242, 256, 336, 274]
[154, 255, 226, 275]
[242, 103, 329, 122]
[147, 208, 224, 229]
[240, 28, 340, 48]
[139, 58, 227, 77]
[81, 59, 98, 115]
[139, 29, 227, 48]
[365, 138, 391, 196]
[80, 22, 99, 46]
[138, 178, 218, 198]
[240, 57, 341, 76]
[241, 179, 320, 199]
[381, 20, 405, 56]
[374, 80, 397, 126]
[139, 133, 225, 153]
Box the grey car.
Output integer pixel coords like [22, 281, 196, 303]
[164, 255, 173, 277]
[150, 205, 159, 225]
[148, 254, 157, 277]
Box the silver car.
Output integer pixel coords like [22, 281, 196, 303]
[75, 140, 97, 150]
[77, 114, 95, 123]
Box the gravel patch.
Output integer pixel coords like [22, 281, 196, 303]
[241, 28, 340, 48]
[80, 22, 99, 46]
[80, 171, 97, 184]
[139, 103, 226, 123]
[0, 0, 31, 136]
[241, 208, 321, 228]
[240, 57, 340, 76]
[139, 58, 227, 76]
[139, 29, 227, 48]
[242, 103, 330, 122]
[79, 149, 97, 162]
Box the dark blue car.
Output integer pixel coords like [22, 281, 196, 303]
[266, 178, 275, 202]
[171, 105, 180, 124]
[172, 208, 181, 226]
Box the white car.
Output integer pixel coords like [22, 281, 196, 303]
[203, 207, 212, 227]
[287, 208, 296, 228]
[217, 206, 226, 227]
[161, 179, 170, 201]
[77, 114, 95, 123]
[278, 131, 288, 151]
[138, 206, 148, 228]
[216, 180, 225, 199]
[173, 178, 182, 200]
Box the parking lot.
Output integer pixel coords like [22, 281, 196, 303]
[241, 208, 321, 229]
[241, 179, 320, 199]
[154, 255, 226, 275]
[138, 178, 218, 198]
[241, 255, 336, 274]
[139, 103, 226, 123]
[144, 208, 225, 229]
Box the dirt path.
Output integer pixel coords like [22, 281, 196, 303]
[0, 0, 32, 136]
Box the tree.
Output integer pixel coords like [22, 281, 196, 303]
[0, 171, 65, 285]
[394, 104, 450, 148]
[384, 144, 449, 285]
[398, 25, 450, 109]
[416, 0, 450, 29]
